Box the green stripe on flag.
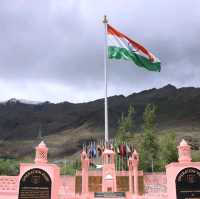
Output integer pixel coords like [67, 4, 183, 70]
[108, 46, 161, 72]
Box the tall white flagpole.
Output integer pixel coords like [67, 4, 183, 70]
[103, 15, 109, 145]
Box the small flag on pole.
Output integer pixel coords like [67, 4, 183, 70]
[107, 24, 161, 72]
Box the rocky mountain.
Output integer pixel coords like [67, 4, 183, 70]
[0, 84, 200, 140]
[1, 84, 200, 159]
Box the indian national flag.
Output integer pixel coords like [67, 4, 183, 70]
[107, 24, 161, 72]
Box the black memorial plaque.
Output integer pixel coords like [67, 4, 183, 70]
[18, 168, 51, 199]
[176, 167, 200, 199]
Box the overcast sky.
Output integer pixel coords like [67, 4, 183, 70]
[0, 0, 200, 103]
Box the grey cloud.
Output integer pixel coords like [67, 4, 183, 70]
[0, 0, 200, 102]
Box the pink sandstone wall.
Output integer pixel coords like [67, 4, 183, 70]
[76, 170, 102, 176]
[76, 170, 144, 177]
[116, 171, 143, 176]
[75, 171, 167, 199]
[59, 176, 76, 199]
[143, 173, 167, 199]
[0, 173, 169, 199]
[0, 175, 77, 199]
[0, 176, 18, 199]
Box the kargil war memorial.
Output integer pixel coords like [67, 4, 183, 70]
[0, 139, 200, 199]
[1, 17, 200, 199]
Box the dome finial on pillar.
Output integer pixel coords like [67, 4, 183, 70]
[35, 140, 48, 164]
[178, 139, 192, 163]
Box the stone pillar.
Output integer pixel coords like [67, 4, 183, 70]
[81, 150, 89, 194]
[35, 141, 48, 163]
[166, 139, 194, 199]
[132, 150, 139, 196]
[178, 139, 192, 163]
[19, 141, 61, 199]
[102, 149, 116, 192]
[128, 156, 133, 193]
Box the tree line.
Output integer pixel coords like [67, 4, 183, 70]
[116, 104, 178, 172]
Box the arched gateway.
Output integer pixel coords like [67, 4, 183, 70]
[18, 168, 51, 199]
[176, 167, 200, 199]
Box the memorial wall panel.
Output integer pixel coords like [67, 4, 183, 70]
[116, 176, 129, 192]
[18, 168, 51, 199]
[75, 176, 82, 194]
[88, 176, 102, 192]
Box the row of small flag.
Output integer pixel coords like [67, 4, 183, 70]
[83, 140, 134, 159]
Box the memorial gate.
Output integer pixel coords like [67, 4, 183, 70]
[0, 139, 199, 199]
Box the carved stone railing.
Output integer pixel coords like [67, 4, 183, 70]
[0, 176, 18, 193]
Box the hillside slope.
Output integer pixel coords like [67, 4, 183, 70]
[0, 84, 200, 159]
